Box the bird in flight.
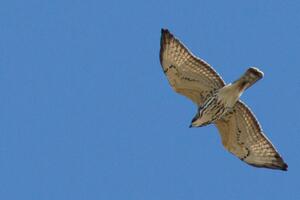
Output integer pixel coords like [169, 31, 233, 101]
[159, 28, 288, 171]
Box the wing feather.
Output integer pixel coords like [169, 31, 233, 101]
[160, 29, 225, 106]
[215, 101, 288, 171]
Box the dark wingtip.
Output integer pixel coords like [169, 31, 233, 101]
[161, 28, 170, 35]
[161, 28, 174, 41]
[273, 153, 288, 171]
[160, 28, 173, 64]
[281, 162, 288, 171]
[160, 29, 166, 64]
[246, 155, 288, 171]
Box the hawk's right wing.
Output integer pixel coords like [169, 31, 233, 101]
[160, 29, 225, 106]
[215, 101, 288, 170]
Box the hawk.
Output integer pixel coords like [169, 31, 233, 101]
[159, 29, 288, 171]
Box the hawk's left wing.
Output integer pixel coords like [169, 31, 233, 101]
[160, 29, 225, 106]
[215, 101, 288, 171]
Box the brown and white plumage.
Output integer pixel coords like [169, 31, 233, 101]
[160, 29, 225, 106]
[159, 29, 288, 171]
[216, 101, 287, 170]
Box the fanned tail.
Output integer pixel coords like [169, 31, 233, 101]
[233, 67, 264, 91]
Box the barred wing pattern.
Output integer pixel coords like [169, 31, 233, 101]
[215, 101, 288, 170]
[160, 29, 225, 106]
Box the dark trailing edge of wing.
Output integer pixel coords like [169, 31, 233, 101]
[248, 161, 288, 171]
[237, 102, 288, 171]
[159, 28, 170, 65]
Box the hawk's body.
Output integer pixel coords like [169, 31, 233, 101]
[160, 29, 288, 171]
[191, 67, 263, 127]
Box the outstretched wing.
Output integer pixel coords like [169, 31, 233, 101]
[215, 101, 288, 171]
[160, 29, 225, 106]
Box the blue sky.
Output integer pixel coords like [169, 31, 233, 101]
[0, 0, 299, 199]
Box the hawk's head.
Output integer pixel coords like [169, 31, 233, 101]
[189, 107, 203, 128]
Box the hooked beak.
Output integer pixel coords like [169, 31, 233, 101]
[189, 124, 193, 128]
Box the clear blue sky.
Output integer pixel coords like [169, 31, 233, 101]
[0, 0, 299, 199]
